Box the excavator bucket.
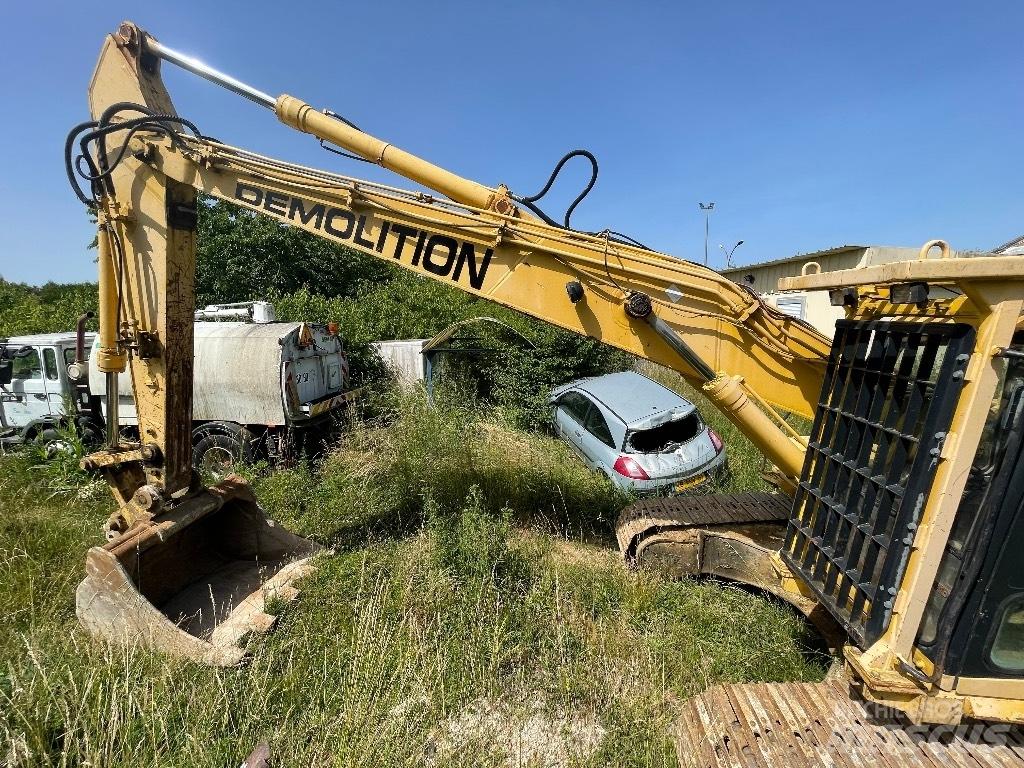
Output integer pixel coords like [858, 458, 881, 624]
[75, 476, 319, 666]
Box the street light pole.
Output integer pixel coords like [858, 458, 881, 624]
[719, 239, 745, 268]
[699, 202, 715, 265]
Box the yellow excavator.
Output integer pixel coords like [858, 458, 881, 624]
[70, 21, 1023, 766]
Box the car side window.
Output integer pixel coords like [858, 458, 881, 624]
[11, 350, 42, 380]
[558, 392, 590, 424]
[43, 348, 59, 381]
[584, 404, 616, 447]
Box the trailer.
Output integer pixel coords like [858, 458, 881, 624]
[89, 320, 353, 471]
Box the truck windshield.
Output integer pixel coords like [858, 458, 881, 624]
[626, 413, 702, 454]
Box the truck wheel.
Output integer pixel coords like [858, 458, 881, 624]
[192, 426, 256, 478]
[37, 428, 72, 458]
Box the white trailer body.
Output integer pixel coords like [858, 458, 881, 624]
[83, 320, 351, 469]
[89, 321, 350, 427]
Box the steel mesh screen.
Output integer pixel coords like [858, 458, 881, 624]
[783, 320, 975, 647]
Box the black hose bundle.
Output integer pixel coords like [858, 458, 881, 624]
[511, 149, 650, 250]
[65, 102, 202, 207]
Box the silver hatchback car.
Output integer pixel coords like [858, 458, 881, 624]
[550, 371, 727, 494]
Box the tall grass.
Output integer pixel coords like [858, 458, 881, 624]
[0, 390, 826, 767]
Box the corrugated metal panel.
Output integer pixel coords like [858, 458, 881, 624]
[372, 339, 426, 383]
[773, 296, 806, 320]
[722, 246, 920, 293]
[994, 234, 1024, 254]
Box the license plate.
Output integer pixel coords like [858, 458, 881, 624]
[675, 474, 708, 493]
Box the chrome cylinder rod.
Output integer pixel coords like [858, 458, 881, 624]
[105, 371, 120, 448]
[144, 37, 276, 110]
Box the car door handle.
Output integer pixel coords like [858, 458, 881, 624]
[574, 431, 582, 437]
[33, 394, 47, 400]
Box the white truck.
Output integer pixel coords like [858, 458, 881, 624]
[0, 303, 354, 471]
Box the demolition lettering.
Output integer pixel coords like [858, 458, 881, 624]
[234, 182, 492, 290]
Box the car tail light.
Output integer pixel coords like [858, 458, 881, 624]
[708, 428, 724, 454]
[613, 455, 650, 480]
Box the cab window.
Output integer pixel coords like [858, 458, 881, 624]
[990, 597, 1024, 672]
[43, 348, 59, 381]
[11, 350, 41, 380]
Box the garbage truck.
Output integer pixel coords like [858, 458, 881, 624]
[0, 302, 354, 471]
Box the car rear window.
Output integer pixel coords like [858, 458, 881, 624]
[627, 413, 702, 453]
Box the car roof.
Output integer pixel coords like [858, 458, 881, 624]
[555, 370, 695, 428]
[2, 332, 95, 346]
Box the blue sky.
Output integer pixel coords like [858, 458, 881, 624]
[1, 1, 1020, 284]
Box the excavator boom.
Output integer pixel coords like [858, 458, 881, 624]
[75, 20, 829, 667]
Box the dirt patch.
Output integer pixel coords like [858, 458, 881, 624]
[425, 697, 606, 768]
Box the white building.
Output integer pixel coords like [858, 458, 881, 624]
[721, 245, 923, 335]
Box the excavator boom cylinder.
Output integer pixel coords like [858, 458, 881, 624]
[274, 95, 497, 211]
[143, 36, 277, 109]
[143, 34, 498, 211]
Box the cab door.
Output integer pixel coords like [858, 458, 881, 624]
[3, 348, 51, 428]
[42, 347, 70, 415]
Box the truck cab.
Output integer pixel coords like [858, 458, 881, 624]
[0, 332, 96, 447]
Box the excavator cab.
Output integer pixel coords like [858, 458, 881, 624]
[914, 339, 1024, 682]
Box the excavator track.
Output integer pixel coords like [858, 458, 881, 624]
[616, 492, 791, 565]
[615, 491, 848, 646]
[673, 679, 1024, 767]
